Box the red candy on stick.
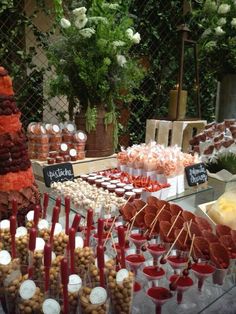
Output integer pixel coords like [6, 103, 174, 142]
[33, 205, 40, 228]
[60, 258, 69, 314]
[65, 196, 70, 235]
[118, 226, 126, 268]
[84, 209, 93, 247]
[50, 206, 60, 244]
[44, 243, 52, 292]
[10, 216, 17, 258]
[97, 245, 105, 287]
[69, 227, 76, 274]
[43, 193, 49, 219]
[71, 214, 81, 231]
[97, 218, 104, 246]
[12, 199, 17, 216]
[55, 197, 61, 211]
[28, 228, 37, 278]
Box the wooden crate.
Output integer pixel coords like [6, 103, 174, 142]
[32, 155, 117, 193]
[145, 119, 207, 152]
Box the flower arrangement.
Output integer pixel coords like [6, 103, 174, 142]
[192, 0, 236, 77]
[47, 0, 144, 148]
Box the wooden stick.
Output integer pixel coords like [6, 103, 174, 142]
[165, 226, 185, 258]
[111, 233, 121, 268]
[188, 234, 195, 260]
[150, 205, 166, 227]
[122, 195, 133, 208]
[104, 216, 116, 246]
[183, 219, 192, 246]
[130, 204, 148, 221]
[144, 204, 166, 236]
[167, 211, 181, 238]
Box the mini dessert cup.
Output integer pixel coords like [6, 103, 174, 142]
[78, 283, 110, 314]
[0, 219, 11, 251]
[4, 260, 23, 313]
[108, 269, 134, 314]
[16, 279, 44, 314]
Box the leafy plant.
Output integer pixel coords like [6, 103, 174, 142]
[47, 0, 145, 147]
[191, 0, 236, 78]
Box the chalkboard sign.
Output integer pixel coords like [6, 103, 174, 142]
[43, 163, 74, 187]
[185, 162, 208, 187]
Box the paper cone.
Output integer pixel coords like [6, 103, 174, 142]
[171, 215, 184, 229]
[133, 199, 146, 211]
[174, 228, 190, 251]
[122, 203, 135, 221]
[210, 243, 230, 269]
[195, 216, 212, 232]
[144, 213, 155, 228]
[182, 211, 196, 222]
[216, 224, 231, 237]
[202, 230, 219, 244]
[219, 235, 236, 257]
[231, 230, 236, 243]
[144, 205, 158, 215]
[170, 203, 183, 216]
[189, 222, 202, 237]
[157, 209, 171, 223]
[193, 236, 210, 260]
[133, 210, 145, 228]
[160, 221, 175, 243]
[147, 196, 159, 207]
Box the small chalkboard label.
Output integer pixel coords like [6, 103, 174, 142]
[43, 163, 74, 187]
[185, 162, 208, 187]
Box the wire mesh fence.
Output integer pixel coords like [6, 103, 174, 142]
[0, 0, 213, 148]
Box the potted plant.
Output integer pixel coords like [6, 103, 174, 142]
[191, 0, 236, 121]
[47, 0, 144, 157]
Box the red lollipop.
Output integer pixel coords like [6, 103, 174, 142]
[65, 196, 70, 235]
[118, 226, 126, 268]
[33, 205, 40, 228]
[49, 206, 60, 244]
[69, 227, 76, 274]
[10, 216, 17, 258]
[12, 199, 18, 216]
[97, 218, 104, 246]
[43, 193, 49, 219]
[60, 258, 69, 314]
[97, 245, 105, 287]
[28, 228, 37, 278]
[44, 243, 52, 292]
[71, 214, 81, 231]
[84, 209, 93, 247]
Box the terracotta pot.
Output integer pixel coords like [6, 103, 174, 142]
[75, 108, 114, 157]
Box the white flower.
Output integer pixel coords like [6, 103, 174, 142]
[117, 54, 127, 67]
[215, 26, 225, 35]
[126, 28, 141, 44]
[89, 17, 108, 24]
[231, 18, 236, 27]
[112, 40, 125, 48]
[102, 3, 119, 10]
[218, 17, 226, 25]
[132, 32, 141, 44]
[218, 4, 231, 14]
[126, 28, 134, 40]
[73, 7, 87, 16]
[202, 28, 212, 38]
[79, 28, 95, 38]
[74, 15, 88, 29]
[60, 18, 71, 29]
